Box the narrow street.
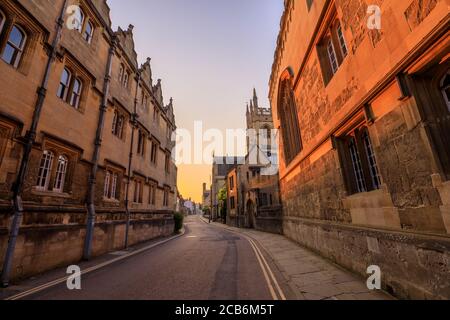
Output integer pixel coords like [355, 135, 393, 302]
[10, 216, 285, 300]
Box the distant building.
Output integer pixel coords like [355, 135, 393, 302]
[211, 156, 244, 221]
[225, 89, 282, 233]
[201, 183, 211, 215]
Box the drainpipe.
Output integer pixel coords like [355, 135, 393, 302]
[1, 0, 70, 287]
[83, 36, 117, 260]
[124, 70, 141, 249]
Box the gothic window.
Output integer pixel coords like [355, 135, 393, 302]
[339, 127, 382, 195]
[278, 76, 303, 165]
[70, 78, 82, 109]
[2, 25, 27, 68]
[104, 170, 119, 200]
[57, 68, 72, 100]
[53, 155, 68, 193]
[36, 151, 54, 191]
[123, 72, 129, 88]
[441, 70, 450, 112]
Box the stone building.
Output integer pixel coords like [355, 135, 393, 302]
[269, 0, 450, 299]
[211, 156, 243, 221]
[225, 90, 283, 233]
[0, 0, 177, 283]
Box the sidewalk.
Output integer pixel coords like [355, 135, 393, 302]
[203, 217, 393, 300]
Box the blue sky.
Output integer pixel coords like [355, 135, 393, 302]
[108, 0, 284, 201]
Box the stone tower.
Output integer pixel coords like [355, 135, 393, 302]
[246, 89, 274, 155]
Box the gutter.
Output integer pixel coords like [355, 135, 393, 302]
[83, 35, 117, 260]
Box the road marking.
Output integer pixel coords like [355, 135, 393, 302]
[199, 216, 286, 300]
[247, 237, 278, 300]
[247, 237, 287, 300]
[4, 231, 185, 301]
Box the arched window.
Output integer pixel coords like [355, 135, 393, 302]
[118, 64, 124, 82]
[53, 155, 68, 193]
[70, 78, 82, 109]
[57, 68, 72, 100]
[2, 25, 27, 68]
[440, 70, 450, 112]
[0, 10, 5, 34]
[36, 151, 54, 191]
[123, 72, 129, 88]
[83, 21, 94, 43]
[76, 9, 85, 33]
[278, 73, 302, 165]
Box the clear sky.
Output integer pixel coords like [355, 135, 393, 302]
[108, 0, 284, 202]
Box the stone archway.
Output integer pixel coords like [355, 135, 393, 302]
[246, 200, 256, 229]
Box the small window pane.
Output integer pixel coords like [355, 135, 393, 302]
[36, 151, 54, 190]
[57, 68, 71, 100]
[54, 155, 68, 193]
[327, 39, 338, 74]
[349, 138, 367, 193]
[70, 78, 82, 108]
[83, 21, 93, 43]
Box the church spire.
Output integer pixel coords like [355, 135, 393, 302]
[253, 88, 258, 109]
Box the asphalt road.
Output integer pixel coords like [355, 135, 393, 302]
[22, 216, 277, 300]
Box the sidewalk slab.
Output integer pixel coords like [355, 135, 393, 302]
[204, 218, 393, 301]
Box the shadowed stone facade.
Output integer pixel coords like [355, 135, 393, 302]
[0, 0, 177, 281]
[269, 0, 449, 299]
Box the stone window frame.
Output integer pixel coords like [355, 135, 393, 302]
[316, 7, 349, 85]
[133, 177, 144, 204]
[33, 139, 79, 196]
[335, 117, 383, 196]
[136, 127, 147, 158]
[112, 108, 127, 140]
[74, 3, 98, 45]
[103, 164, 123, 202]
[56, 59, 89, 113]
[0, 118, 18, 169]
[0, 3, 41, 75]
[150, 138, 159, 166]
[277, 68, 303, 166]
